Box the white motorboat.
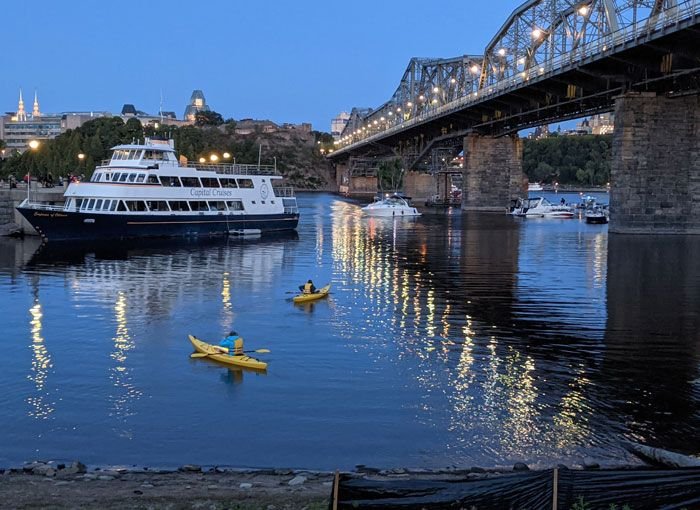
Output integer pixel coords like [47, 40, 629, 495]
[362, 194, 421, 217]
[527, 182, 544, 192]
[585, 205, 609, 224]
[509, 197, 575, 218]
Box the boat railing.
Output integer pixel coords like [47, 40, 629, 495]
[272, 186, 295, 197]
[21, 200, 65, 212]
[186, 163, 280, 176]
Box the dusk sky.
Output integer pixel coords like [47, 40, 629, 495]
[3, 0, 525, 131]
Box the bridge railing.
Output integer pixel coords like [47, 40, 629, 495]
[336, 0, 699, 153]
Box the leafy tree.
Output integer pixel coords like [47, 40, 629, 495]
[194, 110, 224, 126]
[377, 159, 404, 192]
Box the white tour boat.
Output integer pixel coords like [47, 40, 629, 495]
[361, 194, 421, 217]
[509, 197, 575, 218]
[17, 138, 299, 241]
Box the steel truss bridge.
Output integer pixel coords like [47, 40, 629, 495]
[329, 0, 700, 173]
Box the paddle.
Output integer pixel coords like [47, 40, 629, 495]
[190, 348, 271, 359]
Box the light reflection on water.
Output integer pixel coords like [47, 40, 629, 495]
[0, 192, 698, 470]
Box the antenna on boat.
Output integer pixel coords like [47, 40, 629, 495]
[257, 144, 262, 171]
[159, 89, 164, 123]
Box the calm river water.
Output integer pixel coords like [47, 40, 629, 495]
[1, 192, 698, 470]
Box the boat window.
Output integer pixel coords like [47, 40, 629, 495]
[125, 200, 147, 212]
[135, 174, 145, 183]
[104, 173, 111, 181]
[118, 173, 129, 182]
[95, 199, 103, 210]
[237, 178, 254, 189]
[208, 201, 226, 211]
[147, 174, 160, 185]
[169, 201, 190, 211]
[102, 200, 111, 210]
[201, 177, 221, 188]
[226, 200, 244, 211]
[221, 178, 238, 188]
[189, 201, 209, 211]
[87, 199, 95, 210]
[129, 150, 142, 160]
[162, 176, 181, 187]
[117, 200, 127, 211]
[109, 201, 118, 211]
[75, 199, 82, 209]
[251, 200, 256, 204]
[147, 201, 169, 211]
[127, 173, 137, 183]
[181, 177, 201, 187]
[270, 200, 275, 204]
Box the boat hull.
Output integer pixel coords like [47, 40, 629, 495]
[586, 215, 609, 224]
[16, 207, 299, 242]
[188, 335, 267, 370]
[292, 284, 331, 303]
[361, 207, 421, 217]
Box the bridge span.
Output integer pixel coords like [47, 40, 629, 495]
[329, 0, 700, 234]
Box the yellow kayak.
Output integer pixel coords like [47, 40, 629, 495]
[292, 284, 331, 303]
[188, 335, 267, 370]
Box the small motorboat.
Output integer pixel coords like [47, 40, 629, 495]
[509, 197, 574, 218]
[362, 194, 421, 217]
[293, 284, 331, 303]
[527, 182, 544, 192]
[585, 205, 609, 224]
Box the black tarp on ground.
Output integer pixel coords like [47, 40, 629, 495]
[331, 468, 700, 509]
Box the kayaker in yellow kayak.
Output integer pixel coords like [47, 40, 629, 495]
[298, 279, 317, 294]
[219, 331, 244, 356]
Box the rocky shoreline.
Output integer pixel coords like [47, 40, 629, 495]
[0, 459, 615, 509]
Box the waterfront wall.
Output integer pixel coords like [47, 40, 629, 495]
[403, 171, 435, 203]
[462, 134, 525, 212]
[611, 92, 700, 234]
[0, 186, 65, 235]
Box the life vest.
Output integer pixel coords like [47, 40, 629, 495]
[233, 338, 244, 356]
[303, 282, 314, 294]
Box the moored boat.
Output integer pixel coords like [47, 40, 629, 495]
[16, 138, 299, 241]
[188, 334, 267, 370]
[292, 284, 331, 303]
[585, 205, 609, 224]
[509, 197, 574, 218]
[362, 194, 421, 217]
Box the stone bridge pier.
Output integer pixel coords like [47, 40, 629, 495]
[462, 133, 525, 212]
[611, 92, 700, 234]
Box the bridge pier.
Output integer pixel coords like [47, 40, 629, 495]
[611, 92, 700, 234]
[462, 134, 525, 212]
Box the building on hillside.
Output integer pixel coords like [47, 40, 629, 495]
[119, 103, 189, 127]
[331, 111, 350, 139]
[0, 90, 62, 153]
[576, 113, 614, 135]
[183, 90, 210, 122]
[234, 119, 278, 135]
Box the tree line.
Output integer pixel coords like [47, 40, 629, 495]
[523, 134, 612, 185]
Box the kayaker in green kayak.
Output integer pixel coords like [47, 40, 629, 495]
[219, 331, 244, 356]
[298, 279, 317, 294]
